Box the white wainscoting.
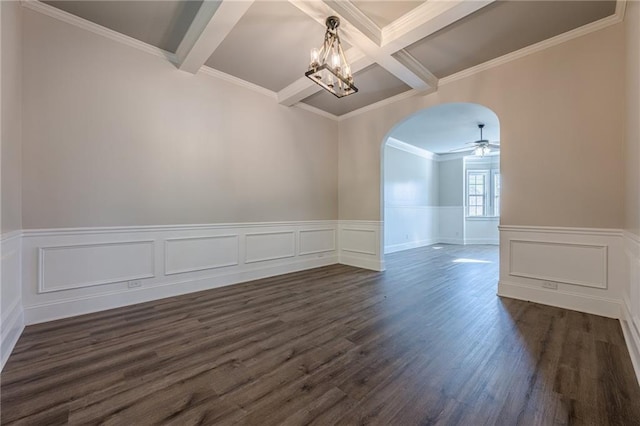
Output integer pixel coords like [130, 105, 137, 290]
[39, 240, 156, 293]
[622, 231, 640, 384]
[465, 217, 499, 245]
[21, 221, 340, 325]
[437, 206, 464, 245]
[498, 226, 625, 319]
[1, 231, 24, 370]
[339, 221, 384, 271]
[384, 206, 438, 254]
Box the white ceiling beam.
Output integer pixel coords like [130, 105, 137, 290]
[323, 0, 381, 46]
[176, 0, 254, 74]
[381, 0, 496, 54]
[289, 0, 431, 91]
[277, 47, 373, 106]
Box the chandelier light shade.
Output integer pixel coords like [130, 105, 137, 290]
[305, 16, 358, 98]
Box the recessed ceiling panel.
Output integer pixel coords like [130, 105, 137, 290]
[301, 64, 411, 116]
[352, 1, 425, 28]
[403, 0, 616, 78]
[206, 1, 333, 93]
[43, 0, 204, 53]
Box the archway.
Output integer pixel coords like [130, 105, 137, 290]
[380, 102, 501, 267]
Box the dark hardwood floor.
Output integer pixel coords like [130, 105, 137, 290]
[2, 244, 639, 425]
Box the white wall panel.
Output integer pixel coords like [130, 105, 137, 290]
[165, 235, 239, 275]
[299, 229, 335, 255]
[339, 222, 383, 271]
[499, 226, 624, 319]
[1, 232, 24, 370]
[509, 240, 607, 288]
[39, 240, 155, 292]
[245, 231, 295, 263]
[341, 228, 377, 255]
[21, 221, 339, 325]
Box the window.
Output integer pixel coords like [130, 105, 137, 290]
[466, 169, 500, 217]
[467, 171, 487, 216]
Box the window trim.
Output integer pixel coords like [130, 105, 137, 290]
[465, 168, 500, 218]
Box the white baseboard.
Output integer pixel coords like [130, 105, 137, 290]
[339, 254, 385, 272]
[498, 280, 622, 319]
[621, 297, 640, 385]
[436, 237, 464, 245]
[384, 238, 437, 254]
[25, 255, 337, 324]
[1, 299, 24, 370]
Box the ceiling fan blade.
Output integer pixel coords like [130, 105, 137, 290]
[449, 146, 474, 153]
[488, 143, 501, 149]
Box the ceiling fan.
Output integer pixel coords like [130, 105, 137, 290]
[449, 124, 500, 157]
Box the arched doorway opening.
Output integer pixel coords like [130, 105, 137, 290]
[380, 102, 501, 274]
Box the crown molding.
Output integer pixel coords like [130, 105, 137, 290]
[198, 66, 277, 100]
[385, 137, 436, 160]
[293, 102, 339, 121]
[338, 88, 427, 121]
[20, 0, 178, 63]
[440, 4, 625, 86]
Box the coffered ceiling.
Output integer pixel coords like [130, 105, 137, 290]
[37, 0, 621, 118]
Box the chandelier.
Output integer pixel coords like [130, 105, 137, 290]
[305, 16, 358, 98]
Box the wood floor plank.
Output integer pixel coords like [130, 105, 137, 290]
[2, 244, 639, 425]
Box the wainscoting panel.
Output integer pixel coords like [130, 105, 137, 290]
[20, 221, 339, 325]
[499, 226, 624, 319]
[622, 231, 640, 384]
[339, 221, 384, 271]
[165, 235, 239, 275]
[39, 240, 156, 293]
[298, 229, 335, 256]
[245, 231, 295, 264]
[509, 240, 607, 289]
[1, 232, 24, 370]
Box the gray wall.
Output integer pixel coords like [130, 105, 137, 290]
[384, 146, 439, 207]
[21, 9, 339, 229]
[437, 158, 463, 207]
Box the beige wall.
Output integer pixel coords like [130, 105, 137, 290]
[21, 9, 338, 229]
[339, 24, 626, 228]
[1, 1, 22, 234]
[625, 1, 640, 237]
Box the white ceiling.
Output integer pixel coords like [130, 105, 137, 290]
[389, 103, 500, 154]
[40, 0, 619, 117]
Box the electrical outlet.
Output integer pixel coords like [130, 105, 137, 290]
[542, 281, 558, 290]
[127, 280, 142, 289]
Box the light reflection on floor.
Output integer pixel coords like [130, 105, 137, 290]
[452, 258, 493, 264]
